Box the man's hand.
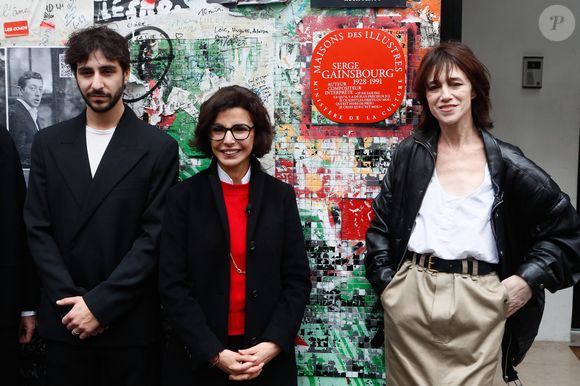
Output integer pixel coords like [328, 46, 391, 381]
[57, 296, 104, 339]
[19, 315, 37, 343]
[212, 349, 263, 381]
[501, 275, 533, 318]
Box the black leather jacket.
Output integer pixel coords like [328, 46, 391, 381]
[365, 128, 580, 382]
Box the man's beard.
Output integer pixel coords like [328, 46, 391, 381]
[82, 84, 125, 113]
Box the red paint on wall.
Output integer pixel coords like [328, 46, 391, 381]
[339, 199, 374, 240]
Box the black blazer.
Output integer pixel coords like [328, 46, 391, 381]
[0, 127, 38, 328]
[159, 158, 311, 383]
[9, 100, 39, 168]
[24, 107, 179, 346]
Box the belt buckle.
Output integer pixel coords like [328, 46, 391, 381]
[427, 255, 436, 271]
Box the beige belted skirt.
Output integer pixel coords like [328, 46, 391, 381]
[381, 259, 508, 386]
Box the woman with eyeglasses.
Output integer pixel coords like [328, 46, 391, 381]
[159, 85, 311, 385]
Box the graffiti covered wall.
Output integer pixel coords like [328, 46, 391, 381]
[1, 1, 441, 384]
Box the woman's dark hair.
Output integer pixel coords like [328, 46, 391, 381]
[192, 85, 273, 158]
[65, 26, 130, 73]
[413, 41, 493, 131]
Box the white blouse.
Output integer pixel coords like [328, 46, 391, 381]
[407, 166, 499, 264]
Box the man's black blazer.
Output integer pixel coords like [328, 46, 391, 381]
[159, 158, 311, 383]
[9, 100, 39, 168]
[24, 106, 179, 346]
[0, 127, 38, 328]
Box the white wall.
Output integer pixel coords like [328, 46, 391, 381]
[463, 0, 580, 341]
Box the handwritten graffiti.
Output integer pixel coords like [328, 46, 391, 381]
[123, 26, 174, 103]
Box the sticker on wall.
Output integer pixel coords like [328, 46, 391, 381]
[4, 21, 29, 38]
[310, 28, 406, 124]
[539, 5, 575, 42]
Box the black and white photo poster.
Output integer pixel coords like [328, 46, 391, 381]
[6, 47, 83, 169]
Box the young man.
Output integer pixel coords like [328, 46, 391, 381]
[24, 26, 179, 386]
[9, 71, 44, 168]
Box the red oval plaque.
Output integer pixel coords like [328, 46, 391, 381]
[311, 28, 406, 124]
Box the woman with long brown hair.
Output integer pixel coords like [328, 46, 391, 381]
[365, 42, 580, 385]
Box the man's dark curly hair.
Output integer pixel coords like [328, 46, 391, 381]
[17, 71, 43, 89]
[65, 26, 130, 74]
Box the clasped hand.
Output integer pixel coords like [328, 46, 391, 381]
[213, 342, 281, 381]
[57, 296, 104, 340]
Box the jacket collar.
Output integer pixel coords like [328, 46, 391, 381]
[207, 156, 265, 247]
[480, 129, 504, 194]
[54, 106, 149, 237]
[413, 128, 438, 156]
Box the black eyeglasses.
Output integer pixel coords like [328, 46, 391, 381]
[209, 124, 253, 141]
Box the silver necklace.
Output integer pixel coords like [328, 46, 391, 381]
[230, 253, 245, 274]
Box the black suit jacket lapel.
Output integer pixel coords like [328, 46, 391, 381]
[14, 101, 36, 128]
[52, 112, 92, 208]
[208, 160, 231, 249]
[207, 157, 265, 253]
[246, 157, 265, 242]
[74, 107, 147, 235]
